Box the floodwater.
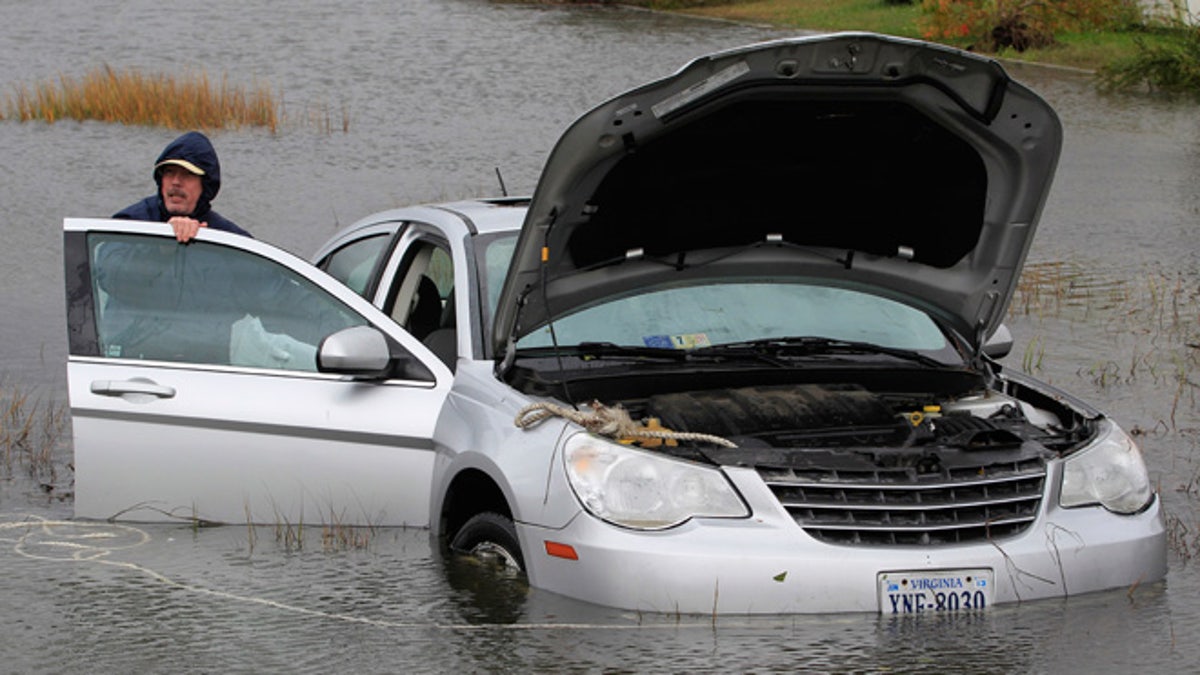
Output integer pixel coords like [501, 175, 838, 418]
[1, 0, 1198, 671]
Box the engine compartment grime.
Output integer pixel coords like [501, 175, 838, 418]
[618, 381, 1083, 465]
[644, 383, 904, 448]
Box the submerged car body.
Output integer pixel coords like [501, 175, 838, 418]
[64, 33, 1165, 614]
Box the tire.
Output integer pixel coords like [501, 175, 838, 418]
[450, 512, 525, 572]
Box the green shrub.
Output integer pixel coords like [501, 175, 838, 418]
[1099, 23, 1200, 93]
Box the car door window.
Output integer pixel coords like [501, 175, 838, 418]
[386, 240, 457, 368]
[319, 232, 392, 297]
[90, 233, 365, 371]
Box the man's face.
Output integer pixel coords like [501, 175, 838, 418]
[159, 165, 203, 216]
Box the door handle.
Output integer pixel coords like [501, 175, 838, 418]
[90, 379, 177, 399]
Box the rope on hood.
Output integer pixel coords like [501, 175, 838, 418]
[514, 401, 738, 448]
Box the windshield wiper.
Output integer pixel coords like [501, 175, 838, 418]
[519, 337, 944, 369]
[698, 336, 950, 369]
[519, 341, 786, 367]
[568, 341, 791, 368]
[518, 342, 689, 362]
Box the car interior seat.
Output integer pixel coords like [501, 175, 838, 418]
[407, 276, 442, 342]
[423, 288, 456, 370]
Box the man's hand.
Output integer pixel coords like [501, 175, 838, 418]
[167, 216, 207, 243]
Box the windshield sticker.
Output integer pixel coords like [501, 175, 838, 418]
[651, 61, 751, 119]
[644, 333, 711, 350]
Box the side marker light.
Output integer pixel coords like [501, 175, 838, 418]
[544, 540, 579, 561]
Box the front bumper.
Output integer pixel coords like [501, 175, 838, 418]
[520, 467, 1167, 614]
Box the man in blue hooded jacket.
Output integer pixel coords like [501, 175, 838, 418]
[115, 131, 250, 242]
[99, 130, 352, 366]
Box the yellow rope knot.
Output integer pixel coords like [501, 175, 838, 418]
[514, 400, 737, 448]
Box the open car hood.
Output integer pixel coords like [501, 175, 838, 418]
[494, 33, 1062, 358]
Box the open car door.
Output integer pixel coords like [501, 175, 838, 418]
[63, 218, 451, 526]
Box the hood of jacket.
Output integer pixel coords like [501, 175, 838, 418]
[154, 131, 222, 218]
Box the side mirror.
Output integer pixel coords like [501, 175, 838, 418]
[317, 326, 392, 379]
[982, 323, 1013, 360]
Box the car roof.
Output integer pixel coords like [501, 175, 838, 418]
[312, 197, 526, 262]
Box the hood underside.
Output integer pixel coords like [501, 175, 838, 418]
[495, 33, 1062, 356]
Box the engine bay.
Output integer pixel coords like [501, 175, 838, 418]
[507, 354, 1095, 466]
[650, 381, 1069, 443]
[629, 382, 1090, 474]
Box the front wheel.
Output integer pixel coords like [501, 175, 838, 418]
[450, 512, 525, 572]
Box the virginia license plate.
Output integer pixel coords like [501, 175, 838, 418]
[878, 569, 993, 614]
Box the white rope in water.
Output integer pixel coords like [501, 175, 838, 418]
[515, 401, 738, 448]
[0, 514, 733, 630]
[1, 515, 406, 627]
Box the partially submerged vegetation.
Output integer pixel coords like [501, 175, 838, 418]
[1, 65, 280, 131]
[0, 65, 360, 132]
[254, 511, 376, 555]
[1, 382, 69, 494]
[1010, 261, 1199, 428]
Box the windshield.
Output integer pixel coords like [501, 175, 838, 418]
[476, 232, 519, 337]
[515, 282, 960, 362]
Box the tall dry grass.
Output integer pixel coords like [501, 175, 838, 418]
[1012, 261, 1199, 343]
[1009, 261, 1200, 426]
[2, 65, 279, 132]
[1, 382, 68, 489]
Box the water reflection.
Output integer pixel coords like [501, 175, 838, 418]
[439, 545, 531, 625]
[0, 509, 1188, 671]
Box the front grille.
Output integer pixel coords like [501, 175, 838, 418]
[758, 458, 1046, 546]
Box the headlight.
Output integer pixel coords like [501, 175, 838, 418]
[563, 433, 749, 530]
[1060, 420, 1153, 514]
